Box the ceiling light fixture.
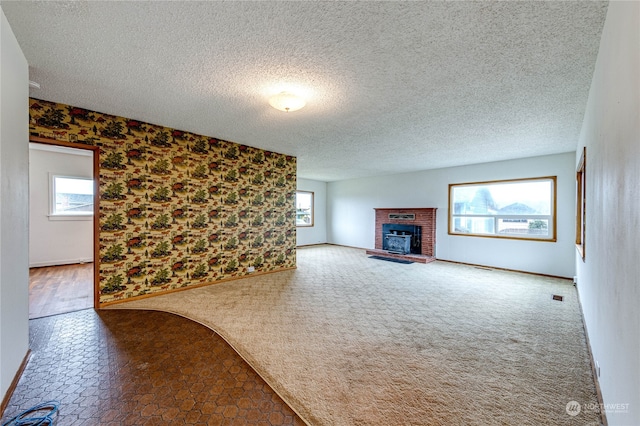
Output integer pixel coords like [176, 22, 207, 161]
[269, 91, 306, 112]
[29, 80, 41, 89]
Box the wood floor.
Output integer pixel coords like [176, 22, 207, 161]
[29, 263, 94, 319]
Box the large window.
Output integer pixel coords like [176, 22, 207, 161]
[296, 191, 314, 227]
[50, 175, 94, 218]
[449, 176, 556, 241]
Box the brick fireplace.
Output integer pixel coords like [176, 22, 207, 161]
[366, 208, 437, 263]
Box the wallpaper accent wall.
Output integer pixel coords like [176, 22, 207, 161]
[29, 98, 297, 305]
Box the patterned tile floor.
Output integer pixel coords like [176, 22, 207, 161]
[2, 309, 304, 425]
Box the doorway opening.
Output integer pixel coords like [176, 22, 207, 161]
[28, 139, 99, 318]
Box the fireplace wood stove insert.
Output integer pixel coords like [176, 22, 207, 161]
[382, 223, 422, 255]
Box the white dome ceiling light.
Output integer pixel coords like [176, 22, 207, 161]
[268, 91, 306, 112]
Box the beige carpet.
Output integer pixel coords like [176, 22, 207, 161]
[109, 245, 601, 425]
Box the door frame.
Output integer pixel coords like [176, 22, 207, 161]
[29, 136, 101, 309]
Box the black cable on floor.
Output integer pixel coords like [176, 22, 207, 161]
[1, 401, 59, 426]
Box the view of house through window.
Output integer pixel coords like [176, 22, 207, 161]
[296, 191, 314, 226]
[449, 177, 556, 241]
[51, 175, 94, 216]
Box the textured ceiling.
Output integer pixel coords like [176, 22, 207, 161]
[1, 1, 608, 182]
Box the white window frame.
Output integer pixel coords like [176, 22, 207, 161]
[49, 174, 94, 221]
[448, 176, 557, 242]
[296, 191, 314, 227]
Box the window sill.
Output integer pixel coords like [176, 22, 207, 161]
[48, 214, 93, 221]
[448, 231, 556, 242]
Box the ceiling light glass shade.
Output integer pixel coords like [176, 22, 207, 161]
[269, 92, 306, 112]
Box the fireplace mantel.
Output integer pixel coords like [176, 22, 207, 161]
[367, 208, 437, 263]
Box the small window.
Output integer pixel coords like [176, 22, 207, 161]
[449, 176, 556, 241]
[576, 148, 586, 260]
[296, 191, 314, 227]
[50, 175, 94, 218]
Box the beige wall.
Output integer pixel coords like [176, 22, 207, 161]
[296, 178, 327, 246]
[576, 1, 640, 424]
[327, 152, 577, 278]
[0, 7, 29, 401]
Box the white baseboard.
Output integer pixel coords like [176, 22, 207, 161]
[29, 258, 93, 268]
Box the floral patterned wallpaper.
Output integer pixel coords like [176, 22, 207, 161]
[29, 98, 296, 305]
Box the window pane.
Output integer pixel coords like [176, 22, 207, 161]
[54, 176, 94, 214]
[452, 217, 495, 234]
[452, 180, 551, 216]
[296, 191, 313, 226]
[449, 177, 555, 241]
[498, 218, 550, 237]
